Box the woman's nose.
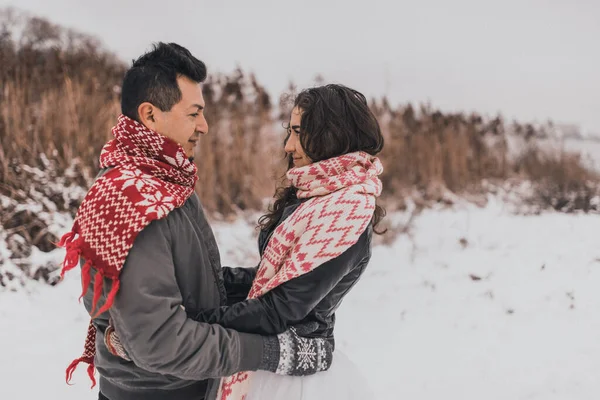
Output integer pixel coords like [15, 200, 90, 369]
[284, 133, 295, 154]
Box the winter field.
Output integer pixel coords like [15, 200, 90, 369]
[1, 196, 599, 399]
[2, 8, 599, 399]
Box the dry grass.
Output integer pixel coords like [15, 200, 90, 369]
[1, 7, 597, 221]
[514, 147, 599, 212]
[0, 8, 280, 216]
[372, 103, 510, 196]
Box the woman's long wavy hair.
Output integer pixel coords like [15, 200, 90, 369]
[258, 84, 386, 234]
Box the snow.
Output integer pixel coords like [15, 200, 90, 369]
[335, 198, 600, 399]
[1, 198, 600, 399]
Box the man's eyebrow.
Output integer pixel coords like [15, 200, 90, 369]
[189, 104, 204, 111]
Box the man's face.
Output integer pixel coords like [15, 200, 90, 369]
[152, 76, 208, 158]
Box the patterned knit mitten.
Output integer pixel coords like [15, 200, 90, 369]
[104, 320, 131, 361]
[259, 327, 333, 376]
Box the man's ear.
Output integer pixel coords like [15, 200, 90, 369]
[137, 102, 157, 130]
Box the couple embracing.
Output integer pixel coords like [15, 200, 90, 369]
[60, 42, 384, 400]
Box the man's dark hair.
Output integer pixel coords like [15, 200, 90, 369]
[121, 42, 207, 121]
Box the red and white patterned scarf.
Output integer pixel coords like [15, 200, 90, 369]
[58, 114, 198, 387]
[217, 151, 383, 400]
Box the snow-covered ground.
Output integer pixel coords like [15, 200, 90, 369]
[1, 198, 599, 399]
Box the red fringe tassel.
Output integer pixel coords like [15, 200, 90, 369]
[58, 229, 121, 390]
[66, 356, 97, 389]
[91, 270, 104, 315]
[79, 260, 93, 302]
[95, 279, 120, 318]
[57, 231, 82, 279]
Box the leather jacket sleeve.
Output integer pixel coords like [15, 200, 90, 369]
[222, 266, 257, 305]
[188, 231, 369, 336]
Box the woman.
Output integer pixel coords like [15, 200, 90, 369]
[192, 84, 386, 400]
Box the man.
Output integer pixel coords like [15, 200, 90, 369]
[58, 42, 333, 400]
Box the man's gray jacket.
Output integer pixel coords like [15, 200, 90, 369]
[82, 191, 264, 400]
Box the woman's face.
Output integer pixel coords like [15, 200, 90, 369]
[285, 107, 312, 168]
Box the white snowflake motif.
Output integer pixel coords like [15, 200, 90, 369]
[296, 338, 317, 371]
[136, 190, 174, 218]
[114, 169, 159, 192]
[164, 152, 195, 173]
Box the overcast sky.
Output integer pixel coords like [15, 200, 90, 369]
[3, 0, 599, 133]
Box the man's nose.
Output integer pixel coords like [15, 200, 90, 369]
[196, 114, 208, 135]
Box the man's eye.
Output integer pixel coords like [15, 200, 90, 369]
[190, 113, 199, 117]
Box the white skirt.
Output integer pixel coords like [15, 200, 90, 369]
[246, 350, 374, 400]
